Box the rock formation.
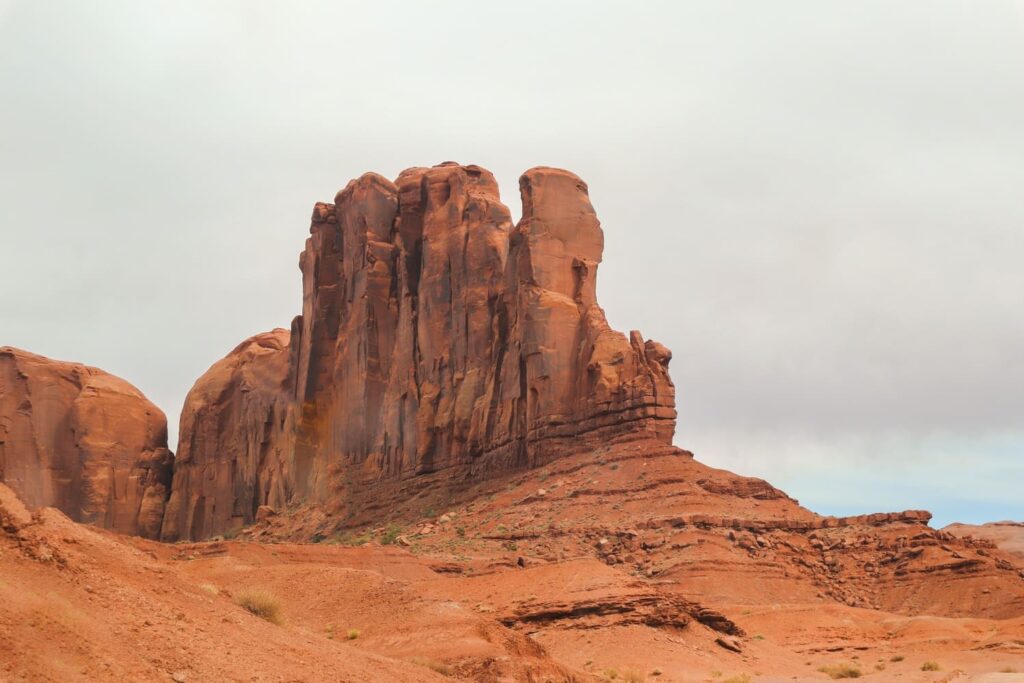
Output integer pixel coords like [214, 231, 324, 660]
[0, 347, 173, 538]
[945, 521, 1024, 561]
[159, 330, 294, 541]
[163, 163, 676, 540]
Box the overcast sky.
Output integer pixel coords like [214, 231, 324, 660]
[2, 1, 1021, 528]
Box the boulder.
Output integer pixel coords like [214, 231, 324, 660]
[0, 347, 172, 538]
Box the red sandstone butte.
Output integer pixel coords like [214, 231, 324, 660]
[0, 347, 172, 538]
[162, 164, 676, 540]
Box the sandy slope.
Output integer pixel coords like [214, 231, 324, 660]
[3, 437, 1024, 682]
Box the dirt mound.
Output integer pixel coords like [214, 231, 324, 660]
[0, 483, 451, 681]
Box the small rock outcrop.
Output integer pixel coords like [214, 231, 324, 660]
[0, 347, 173, 538]
[945, 521, 1024, 562]
[164, 163, 677, 540]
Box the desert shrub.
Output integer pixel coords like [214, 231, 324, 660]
[603, 669, 619, 680]
[818, 662, 862, 679]
[380, 525, 401, 545]
[921, 661, 940, 671]
[235, 588, 282, 625]
[346, 628, 361, 640]
[890, 655, 904, 662]
[340, 531, 372, 546]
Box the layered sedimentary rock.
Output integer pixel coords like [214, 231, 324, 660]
[0, 347, 173, 538]
[165, 163, 676, 539]
[945, 521, 1024, 561]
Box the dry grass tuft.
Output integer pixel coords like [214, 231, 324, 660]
[198, 583, 219, 596]
[410, 657, 454, 677]
[721, 675, 752, 683]
[920, 661, 940, 672]
[234, 588, 283, 625]
[818, 662, 862, 679]
[346, 628, 361, 640]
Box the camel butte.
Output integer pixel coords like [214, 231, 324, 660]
[1, 163, 1022, 682]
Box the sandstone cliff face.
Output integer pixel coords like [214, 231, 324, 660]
[0, 347, 172, 538]
[165, 163, 676, 540]
[159, 330, 293, 541]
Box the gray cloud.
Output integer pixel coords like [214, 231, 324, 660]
[1, 1, 1021, 526]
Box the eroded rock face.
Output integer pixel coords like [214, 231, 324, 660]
[0, 347, 172, 538]
[160, 330, 293, 541]
[165, 163, 676, 540]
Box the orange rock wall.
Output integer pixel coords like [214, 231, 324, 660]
[163, 163, 677, 540]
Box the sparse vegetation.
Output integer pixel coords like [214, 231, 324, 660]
[890, 655, 904, 662]
[622, 671, 645, 683]
[921, 661, 940, 672]
[603, 669, 619, 680]
[198, 583, 219, 596]
[234, 588, 282, 625]
[346, 628, 361, 640]
[721, 675, 751, 683]
[817, 662, 862, 679]
[380, 525, 401, 545]
[411, 657, 454, 676]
